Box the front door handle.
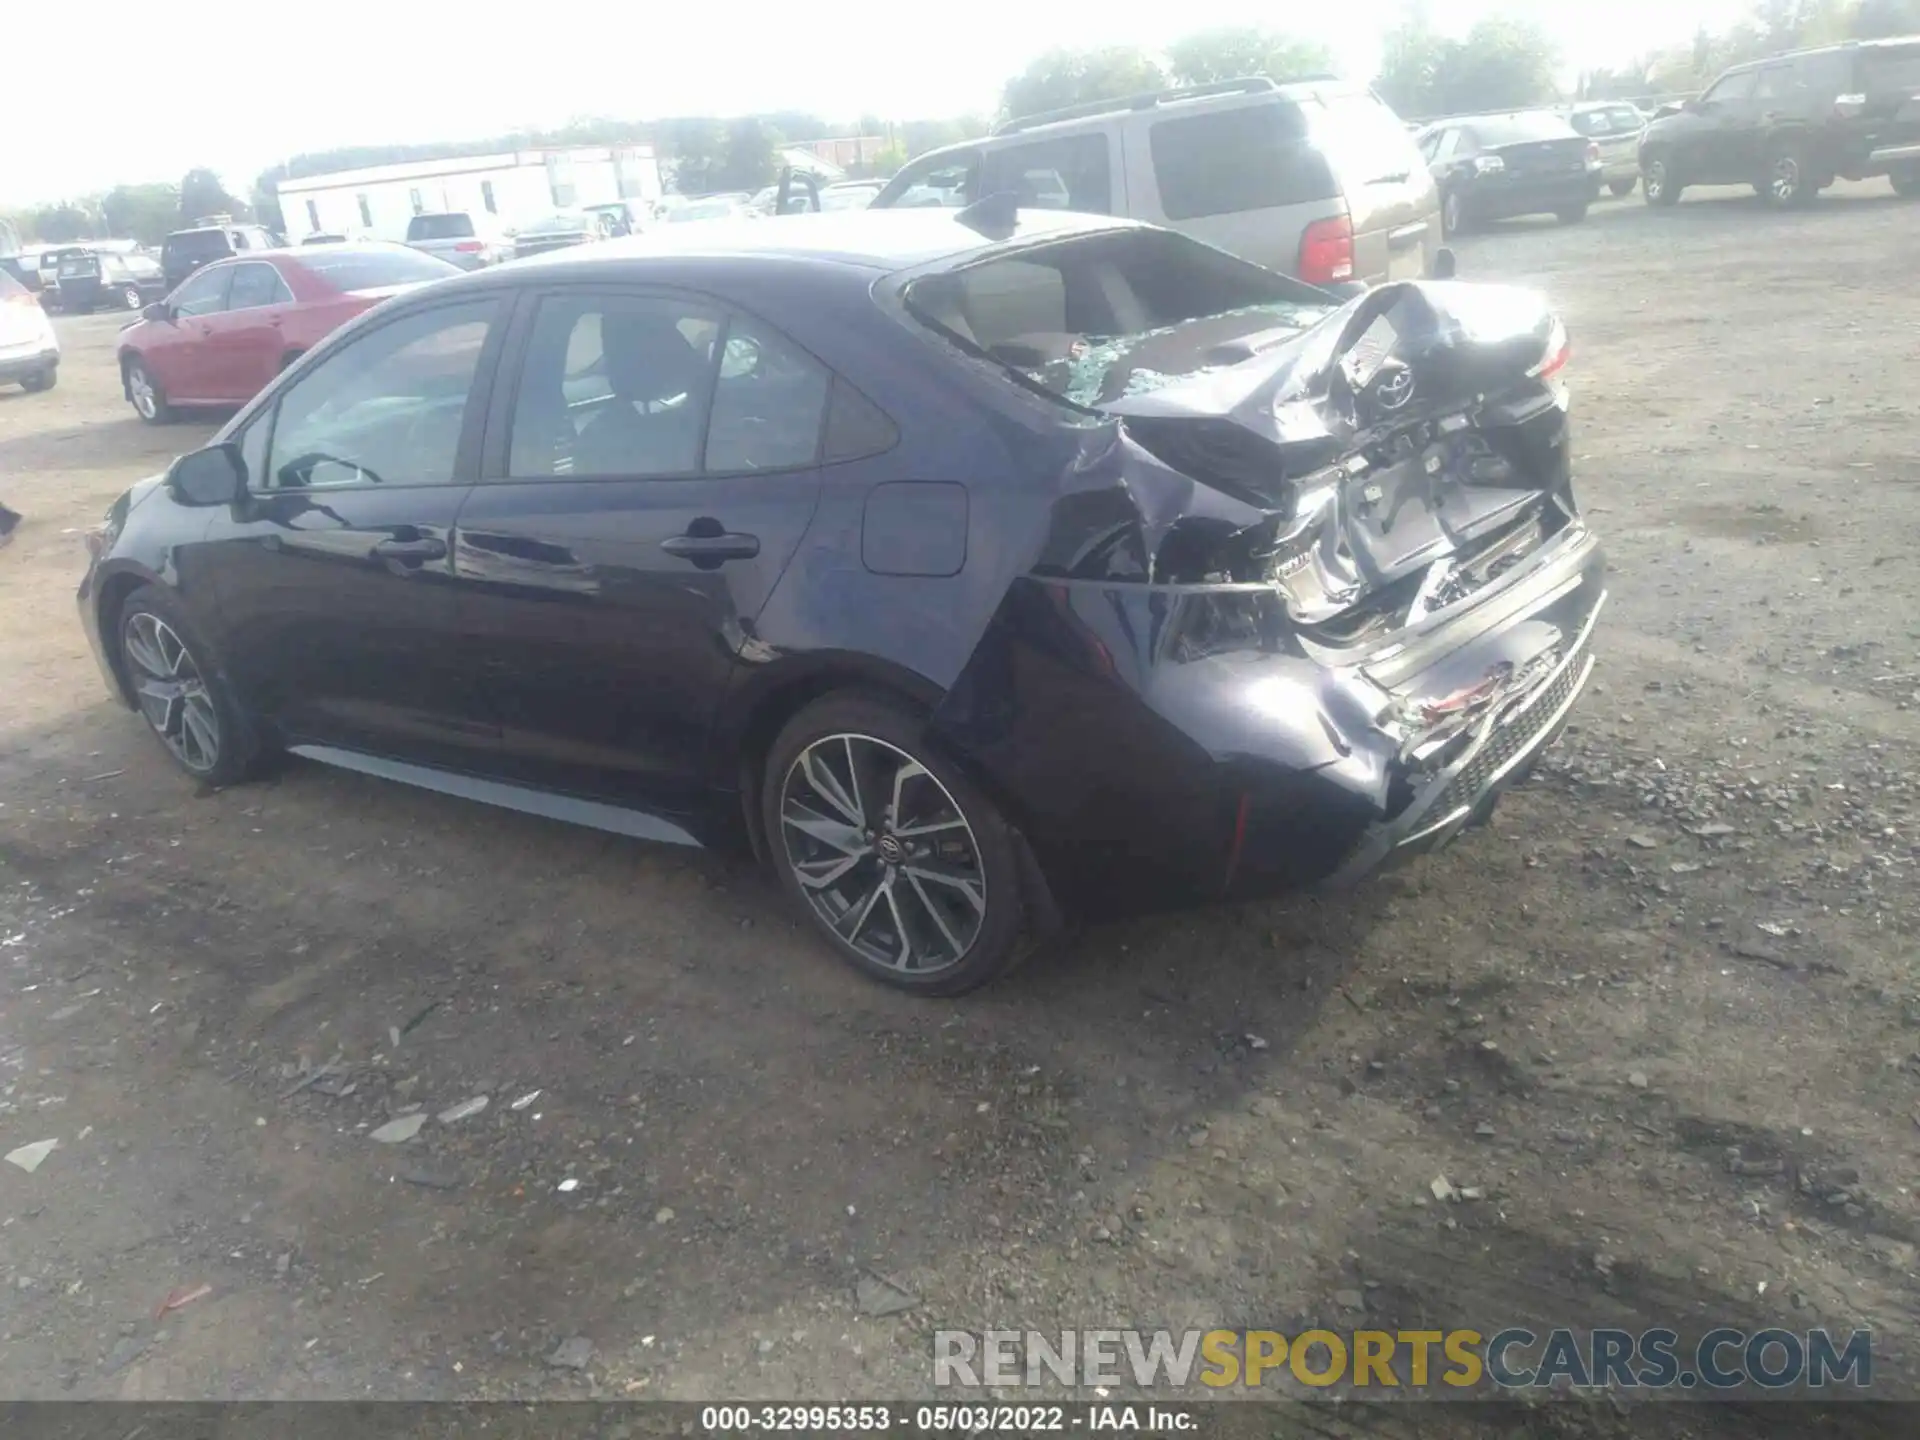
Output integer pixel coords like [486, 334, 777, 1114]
[372, 535, 448, 562]
[660, 531, 760, 564]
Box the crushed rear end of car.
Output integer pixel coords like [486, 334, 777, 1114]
[916, 246, 1603, 919]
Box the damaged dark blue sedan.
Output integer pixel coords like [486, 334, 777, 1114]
[79, 207, 1603, 994]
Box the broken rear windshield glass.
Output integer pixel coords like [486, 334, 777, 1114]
[904, 227, 1333, 409]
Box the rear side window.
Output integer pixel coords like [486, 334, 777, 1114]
[980, 133, 1112, 213]
[1860, 43, 1920, 92]
[1569, 105, 1645, 136]
[1149, 103, 1336, 221]
[407, 213, 476, 241]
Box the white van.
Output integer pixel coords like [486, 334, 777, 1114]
[871, 77, 1442, 289]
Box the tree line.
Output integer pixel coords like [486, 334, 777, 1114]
[7, 2, 1916, 247]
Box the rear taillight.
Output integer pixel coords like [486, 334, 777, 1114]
[1528, 315, 1571, 381]
[453, 240, 484, 253]
[1585, 142, 1602, 170]
[1297, 215, 1354, 287]
[1833, 92, 1867, 118]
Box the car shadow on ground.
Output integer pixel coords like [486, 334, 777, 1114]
[0, 415, 221, 476]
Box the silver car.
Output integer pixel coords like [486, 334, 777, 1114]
[872, 78, 1444, 289]
[1564, 102, 1647, 197]
[403, 211, 509, 270]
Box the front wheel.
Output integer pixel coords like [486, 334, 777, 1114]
[20, 367, 55, 393]
[763, 693, 1027, 995]
[120, 285, 142, 310]
[117, 586, 262, 787]
[124, 356, 174, 424]
[1643, 157, 1681, 206]
[1608, 178, 1636, 197]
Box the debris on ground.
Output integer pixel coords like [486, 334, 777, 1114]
[154, 1282, 212, 1317]
[557, 1178, 580, 1193]
[545, 1336, 595, 1370]
[399, 1166, 462, 1191]
[854, 1272, 919, 1317]
[436, 1096, 488, 1124]
[4, 1138, 59, 1174]
[1626, 833, 1660, 849]
[280, 1052, 348, 1100]
[369, 1114, 426, 1144]
[510, 1090, 542, 1111]
[1430, 1175, 1457, 1202]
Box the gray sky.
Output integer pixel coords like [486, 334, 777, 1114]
[5, 0, 1747, 207]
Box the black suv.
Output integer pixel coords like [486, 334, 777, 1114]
[160, 224, 279, 289]
[1639, 36, 1920, 207]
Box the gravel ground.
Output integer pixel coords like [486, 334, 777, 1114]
[0, 182, 1917, 1432]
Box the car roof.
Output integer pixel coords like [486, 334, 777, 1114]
[197, 241, 416, 268]
[497, 207, 1136, 277]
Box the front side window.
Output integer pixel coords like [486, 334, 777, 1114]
[980, 133, 1111, 213]
[506, 293, 832, 479]
[263, 300, 498, 490]
[226, 262, 291, 311]
[1149, 102, 1337, 221]
[1751, 65, 1799, 101]
[1703, 70, 1757, 104]
[171, 266, 233, 317]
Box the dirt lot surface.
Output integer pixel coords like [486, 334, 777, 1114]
[1, 184, 1917, 1431]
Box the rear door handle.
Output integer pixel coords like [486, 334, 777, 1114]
[660, 532, 759, 564]
[372, 536, 448, 562]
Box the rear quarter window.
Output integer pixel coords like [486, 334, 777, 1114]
[1860, 43, 1920, 92]
[1149, 102, 1337, 221]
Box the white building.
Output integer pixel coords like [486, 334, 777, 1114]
[276, 145, 662, 241]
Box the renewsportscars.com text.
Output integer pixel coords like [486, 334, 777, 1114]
[933, 1327, 1872, 1392]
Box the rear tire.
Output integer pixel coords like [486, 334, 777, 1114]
[1759, 140, 1814, 208]
[115, 585, 264, 788]
[124, 356, 174, 424]
[1608, 178, 1635, 197]
[1643, 156, 1681, 206]
[762, 692, 1027, 996]
[21, 368, 55, 393]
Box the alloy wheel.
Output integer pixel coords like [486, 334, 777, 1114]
[1646, 161, 1667, 200]
[123, 612, 220, 773]
[128, 364, 157, 419]
[1770, 156, 1800, 203]
[122, 286, 141, 310]
[779, 733, 986, 975]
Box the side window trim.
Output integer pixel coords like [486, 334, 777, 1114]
[248, 295, 510, 494]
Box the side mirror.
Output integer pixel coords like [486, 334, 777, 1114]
[1433, 247, 1458, 280]
[167, 442, 246, 507]
[142, 302, 171, 323]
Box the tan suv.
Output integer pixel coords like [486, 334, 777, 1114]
[871, 77, 1443, 289]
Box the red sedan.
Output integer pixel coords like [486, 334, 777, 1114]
[116, 243, 459, 423]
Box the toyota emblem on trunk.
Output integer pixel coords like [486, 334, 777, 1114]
[1373, 365, 1416, 411]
